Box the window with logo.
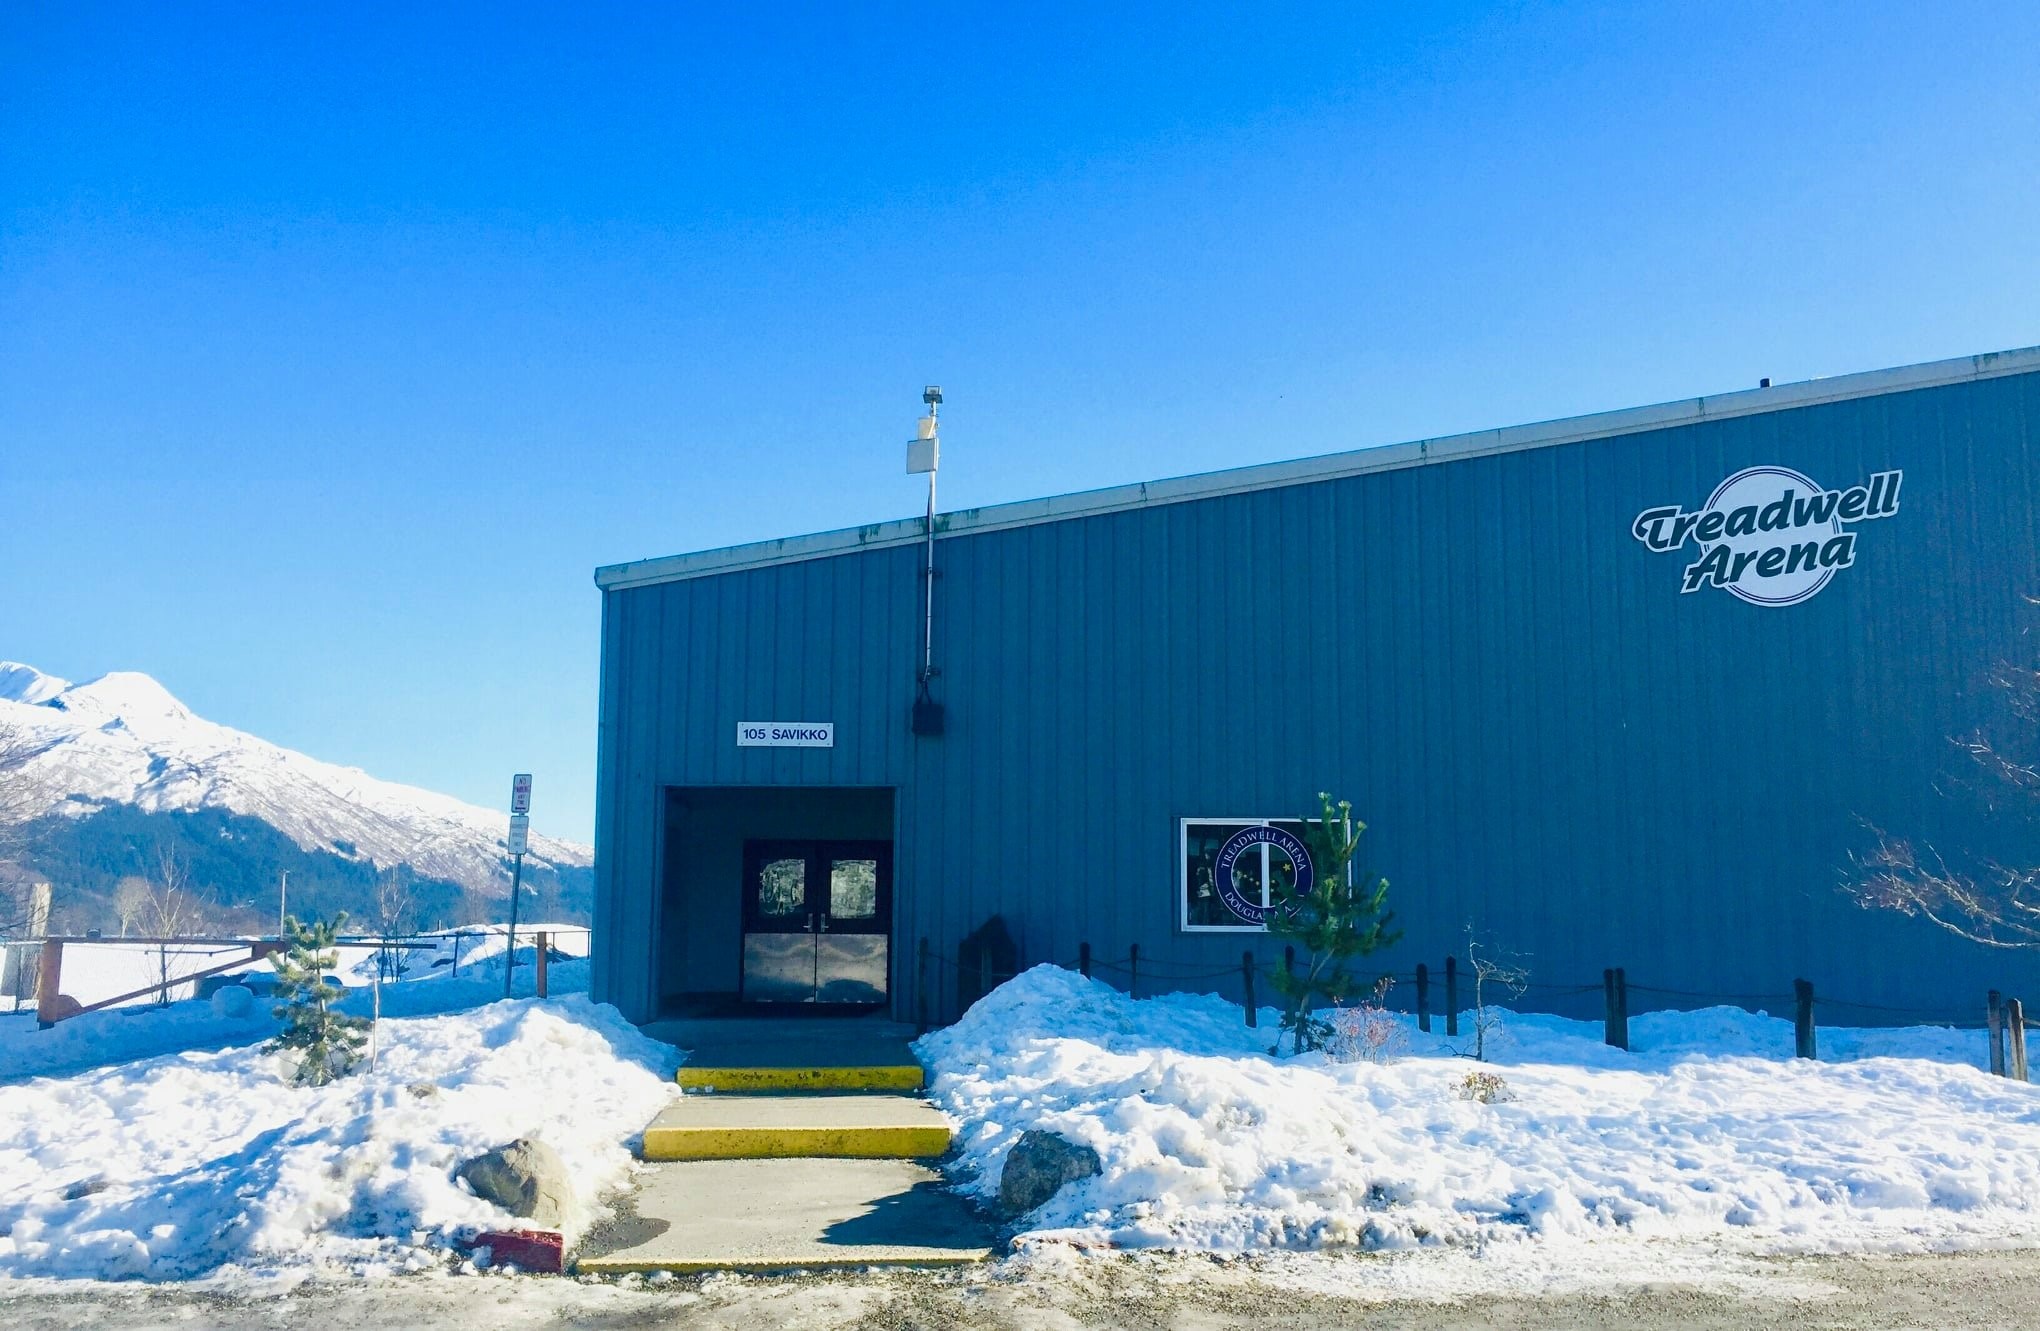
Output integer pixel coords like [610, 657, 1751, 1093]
[1180, 818, 1310, 932]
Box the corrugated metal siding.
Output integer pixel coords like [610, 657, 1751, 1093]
[594, 371, 2040, 1024]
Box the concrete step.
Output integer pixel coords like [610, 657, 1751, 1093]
[577, 1157, 993, 1273]
[639, 1093, 954, 1162]
[678, 1063, 925, 1093]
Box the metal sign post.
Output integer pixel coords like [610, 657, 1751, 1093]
[505, 774, 532, 999]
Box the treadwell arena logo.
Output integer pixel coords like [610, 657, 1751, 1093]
[1632, 466, 1903, 607]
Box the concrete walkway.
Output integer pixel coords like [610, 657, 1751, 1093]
[577, 1013, 993, 1272]
[577, 1158, 992, 1273]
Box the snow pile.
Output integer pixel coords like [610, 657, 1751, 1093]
[918, 966, 2040, 1255]
[0, 661, 589, 893]
[0, 995, 676, 1280]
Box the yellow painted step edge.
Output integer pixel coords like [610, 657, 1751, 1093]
[677, 1065, 925, 1093]
[576, 1249, 992, 1274]
[640, 1124, 953, 1161]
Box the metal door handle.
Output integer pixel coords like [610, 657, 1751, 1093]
[805, 913, 815, 933]
[819, 914, 829, 933]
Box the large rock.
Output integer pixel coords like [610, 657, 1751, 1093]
[998, 1130, 1100, 1217]
[210, 984, 254, 1019]
[455, 1138, 572, 1227]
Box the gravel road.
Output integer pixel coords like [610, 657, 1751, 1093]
[5, 1247, 2039, 1330]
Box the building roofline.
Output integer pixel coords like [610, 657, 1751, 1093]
[594, 345, 2040, 591]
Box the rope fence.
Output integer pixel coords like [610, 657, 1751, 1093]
[911, 935, 2029, 1076]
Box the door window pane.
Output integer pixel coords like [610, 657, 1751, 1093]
[758, 858, 806, 916]
[830, 859, 878, 919]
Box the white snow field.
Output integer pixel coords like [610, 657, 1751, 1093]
[918, 966, 2040, 1258]
[1, 929, 591, 1081]
[4, 926, 587, 1015]
[0, 960, 677, 1281]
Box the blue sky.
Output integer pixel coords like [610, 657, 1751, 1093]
[3, 3, 2036, 842]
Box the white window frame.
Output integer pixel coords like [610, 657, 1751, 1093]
[1178, 816, 1306, 934]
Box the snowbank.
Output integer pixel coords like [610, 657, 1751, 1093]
[917, 966, 2040, 1255]
[0, 994, 676, 1280]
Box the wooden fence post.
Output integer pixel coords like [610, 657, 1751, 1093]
[1445, 956, 1459, 1038]
[1614, 967, 1629, 1051]
[1603, 969, 1618, 1047]
[1415, 962, 1430, 1033]
[1241, 952, 1257, 1028]
[35, 938, 64, 1030]
[535, 931, 549, 999]
[2011, 998, 2030, 1083]
[1078, 942, 1091, 978]
[1128, 944, 1140, 999]
[1793, 979, 1816, 1060]
[1989, 990, 2006, 1077]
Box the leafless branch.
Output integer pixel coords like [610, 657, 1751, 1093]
[1462, 929, 1529, 1062]
[1848, 827, 2040, 950]
[144, 844, 215, 1003]
[1849, 594, 2040, 949]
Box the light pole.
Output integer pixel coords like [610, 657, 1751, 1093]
[277, 870, 288, 937]
[908, 385, 944, 735]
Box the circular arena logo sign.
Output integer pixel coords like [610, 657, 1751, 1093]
[1631, 465, 1903, 607]
[1214, 824, 1314, 925]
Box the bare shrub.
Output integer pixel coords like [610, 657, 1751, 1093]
[1458, 1068, 1513, 1104]
[1325, 976, 1407, 1064]
[1463, 930, 1528, 1062]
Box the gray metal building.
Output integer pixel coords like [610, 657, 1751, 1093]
[592, 348, 2040, 1026]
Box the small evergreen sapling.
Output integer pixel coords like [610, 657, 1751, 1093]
[1267, 793, 1400, 1055]
[269, 913, 369, 1087]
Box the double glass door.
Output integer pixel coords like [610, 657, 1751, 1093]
[740, 839, 891, 1004]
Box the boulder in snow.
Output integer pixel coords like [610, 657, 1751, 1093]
[998, 1130, 1100, 1216]
[210, 984, 254, 1019]
[455, 1138, 571, 1227]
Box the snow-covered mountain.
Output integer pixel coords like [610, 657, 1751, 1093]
[0, 662, 589, 896]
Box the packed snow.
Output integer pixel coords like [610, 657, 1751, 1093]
[0, 662, 589, 893]
[918, 966, 2040, 1257]
[0, 986, 676, 1280]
